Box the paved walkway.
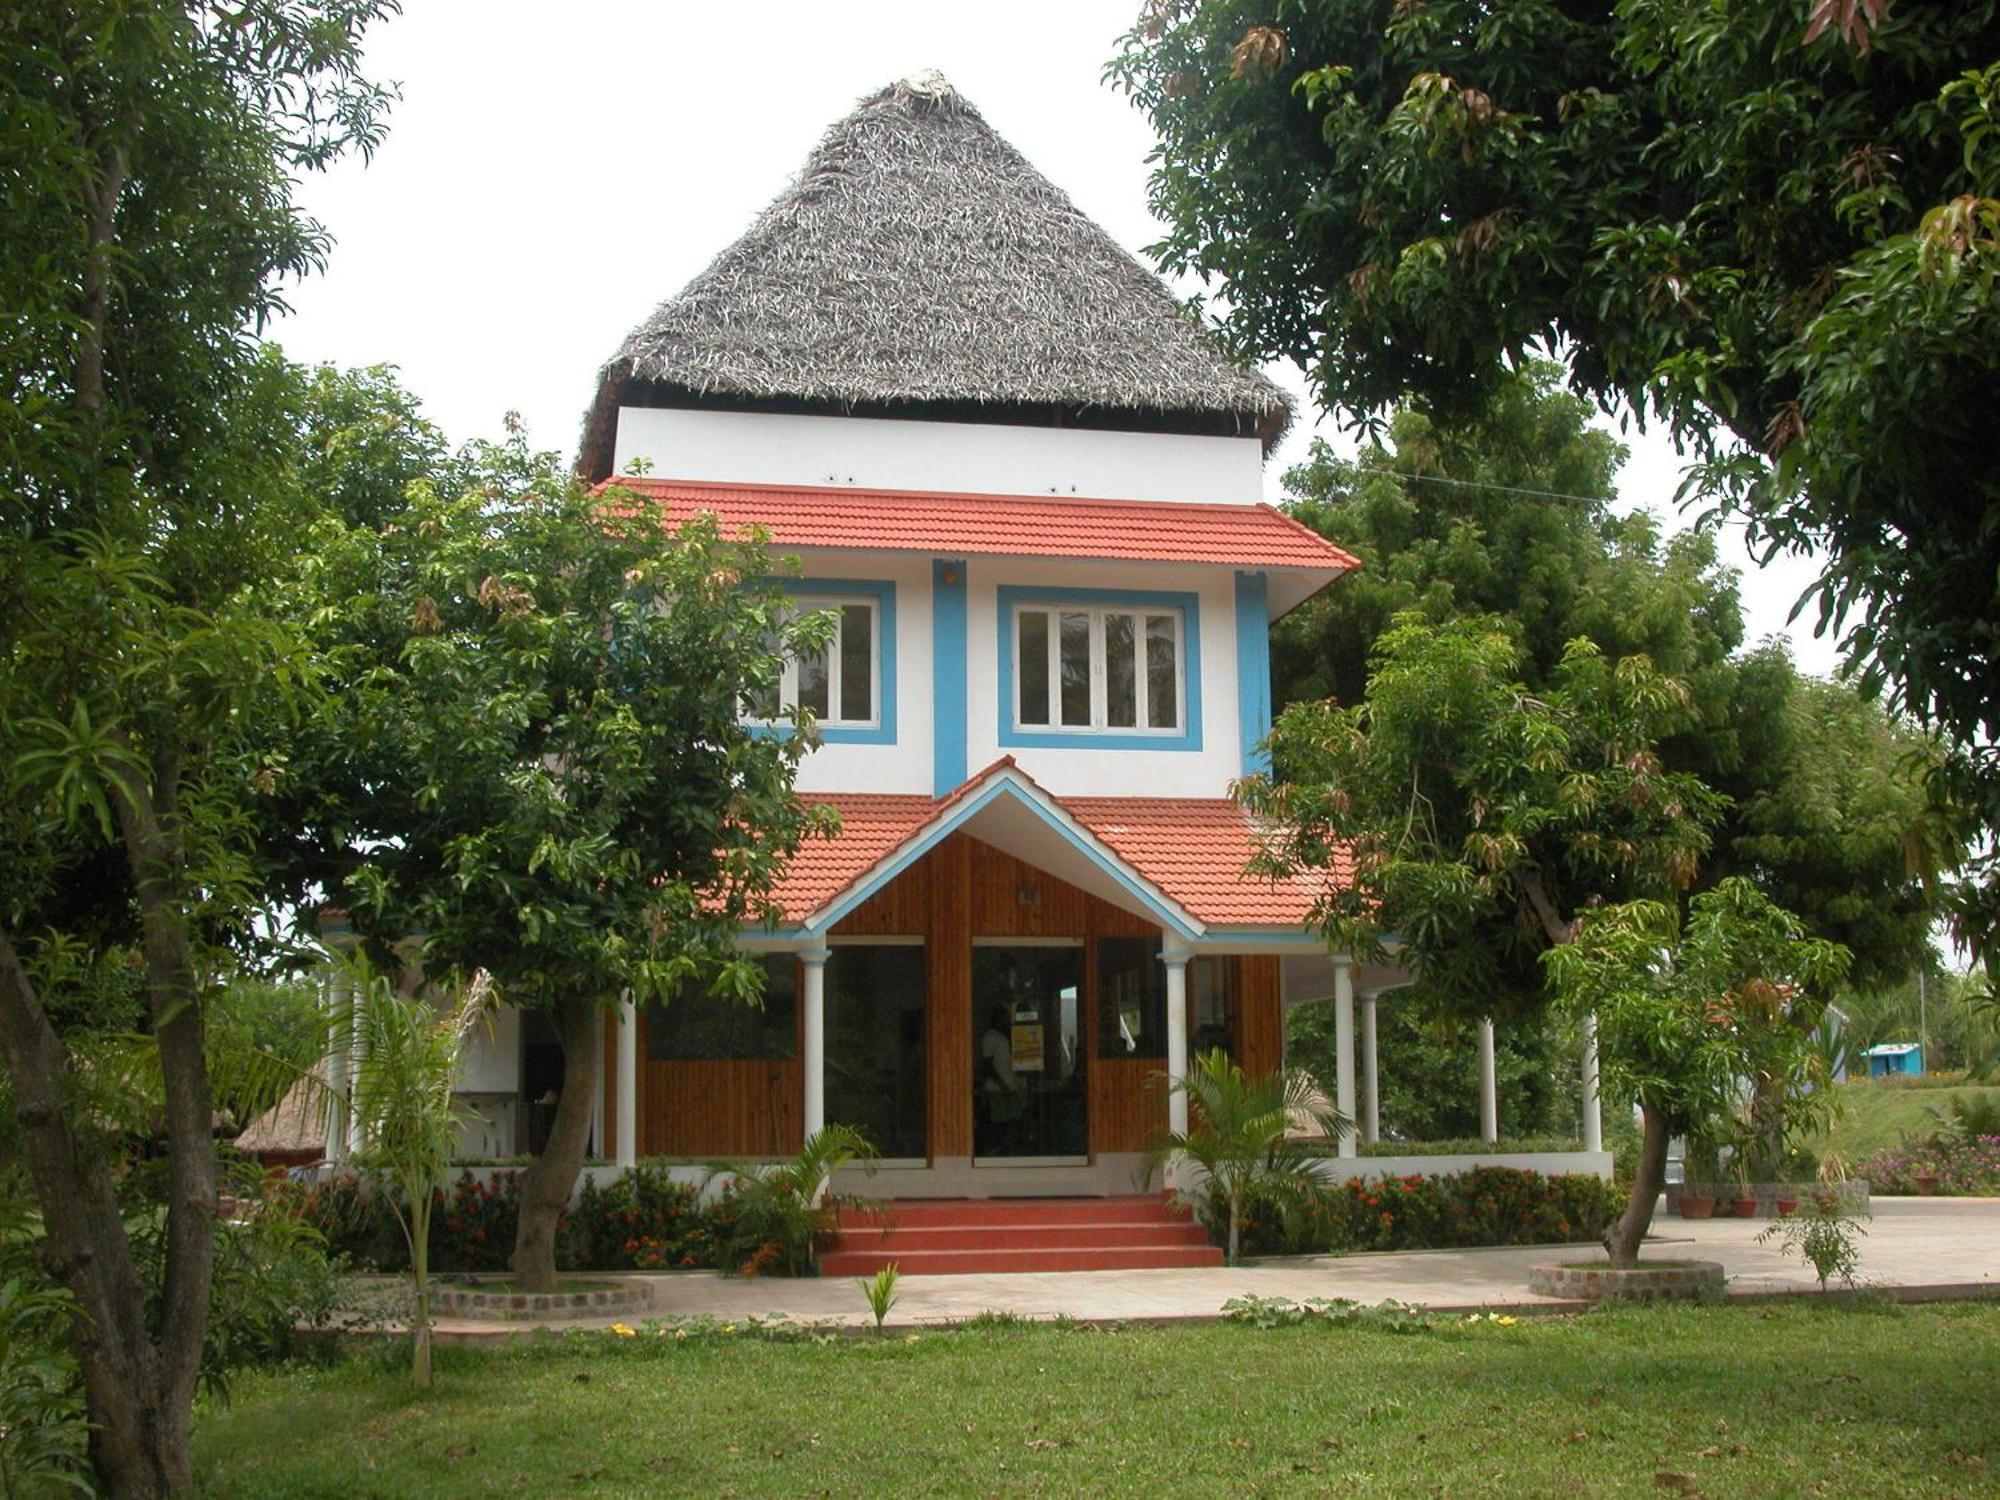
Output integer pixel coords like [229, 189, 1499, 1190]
[426, 1197, 2000, 1339]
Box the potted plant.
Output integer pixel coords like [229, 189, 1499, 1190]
[1813, 1151, 1848, 1214]
[1913, 1163, 1940, 1196]
[1677, 1135, 1720, 1219]
[1730, 1156, 1759, 1220]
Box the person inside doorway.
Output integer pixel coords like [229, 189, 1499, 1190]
[978, 1002, 1025, 1153]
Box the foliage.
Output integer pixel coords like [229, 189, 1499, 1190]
[1147, 1047, 1341, 1265]
[0, 1277, 91, 1498]
[1244, 614, 1723, 1023]
[1110, 1, 2000, 967]
[348, 967, 494, 1387]
[1758, 1198, 1870, 1291]
[704, 1126, 879, 1277]
[1220, 1294, 1436, 1333]
[0, 1, 398, 1488]
[860, 1264, 900, 1332]
[1546, 878, 1850, 1264]
[1219, 1166, 1617, 1258]
[1855, 1131, 2000, 1196]
[283, 418, 837, 1290]
[574, 1166, 713, 1272]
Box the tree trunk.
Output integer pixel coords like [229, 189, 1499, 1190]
[1227, 1185, 1241, 1266]
[0, 930, 189, 1497]
[1603, 1105, 1671, 1269]
[508, 995, 601, 1292]
[409, 1193, 433, 1389]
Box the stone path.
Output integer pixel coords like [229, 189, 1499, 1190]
[423, 1196, 2000, 1340]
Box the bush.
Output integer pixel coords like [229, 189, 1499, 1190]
[573, 1165, 715, 1270]
[1218, 1167, 1618, 1258]
[1856, 1131, 2000, 1195]
[0, 1276, 90, 1497]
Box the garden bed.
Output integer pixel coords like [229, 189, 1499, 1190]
[1528, 1259, 1725, 1300]
[430, 1277, 651, 1320]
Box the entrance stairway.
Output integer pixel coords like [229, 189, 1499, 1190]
[820, 1194, 1222, 1276]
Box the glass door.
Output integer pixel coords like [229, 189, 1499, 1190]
[971, 943, 1086, 1160]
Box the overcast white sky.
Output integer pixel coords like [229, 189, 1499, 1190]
[274, 0, 1841, 676]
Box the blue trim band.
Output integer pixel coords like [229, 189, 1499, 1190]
[932, 559, 968, 794]
[747, 577, 897, 746]
[995, 584, 1203, 752]
[1235, 570, 1271, 776]
[808, 775, 1204, 941]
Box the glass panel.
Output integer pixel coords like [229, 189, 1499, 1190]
[1097, 937, 1165, 1057]
[1189, 956, 1236, 1059]
[1104, 612, 1137, 729]
[648, 955, 797, 1060]
[838, 603, 873, 723]
[796, 641, 830, 719]
[1059, 610, 1092, 727]
[825, 946, 926, 1159]
[973, 946, 1086, 1158]
[1017, 609, 1050, 726]
[1145, 613, 1178, 729]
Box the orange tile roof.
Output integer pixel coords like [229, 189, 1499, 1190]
[766, 768, 1341, 931]
[603, 477, 1361, 573]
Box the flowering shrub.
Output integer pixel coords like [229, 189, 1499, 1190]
[432, 1171, 524, 1271]
[1856, 1132, 2000, 1195]
[1218, 1167, 1617, 1258]
[573, 1165, 719, 1270]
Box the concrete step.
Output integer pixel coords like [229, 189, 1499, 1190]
[835, 1195, 1187, 1230]
[835, 1221, 1211, 1252]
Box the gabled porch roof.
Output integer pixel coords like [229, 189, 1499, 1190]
[761, 758, 1346, 946]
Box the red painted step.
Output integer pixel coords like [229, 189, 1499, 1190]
[822, 1194, 1223, 1276]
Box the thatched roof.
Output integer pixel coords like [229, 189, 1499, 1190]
[579, 71, 1291, 481]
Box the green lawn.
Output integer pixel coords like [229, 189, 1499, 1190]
[195, 1302, 2000, 1497]
[1817, 1076, 2000, 1162]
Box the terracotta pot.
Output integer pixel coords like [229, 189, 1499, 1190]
[1813, 1193, 1839, 1213]
[1914, 1173, 1939, 1197]
[1732, 1196, 1759, 1219]
[1774, 1198, 1798, 1216]
[1678, 1194, 1717, 1220]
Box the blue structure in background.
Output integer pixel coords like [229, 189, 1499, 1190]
[1862, 1041, 1925, 1078]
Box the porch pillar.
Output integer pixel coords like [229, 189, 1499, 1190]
[801, 948, 828, 1144]
[615, 993, 638, 1169]
[1163, 947, 1190, 1187]
[323, 965, 352, 1167]
[1581, 1012, 1603, 1154]
[1477, 1016, 1498, 1144]
[1360, 991, 1380, 1146]
[1333, 959, 1357, 1159]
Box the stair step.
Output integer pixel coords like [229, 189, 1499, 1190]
[836, 1222, 1211, 1252]
[836, 1196, 1188, 1230]
[819, 1244, 1224, 1277]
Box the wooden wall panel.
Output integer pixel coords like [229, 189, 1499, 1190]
[1236, 955, 1284, 1080]
[837, 857, 929, 935]
[643, 1060, 802, 1157]
[967, 841, 1155, 939]
[1091, 1057, 1169, 1154]
[926, 834, 973, 1157]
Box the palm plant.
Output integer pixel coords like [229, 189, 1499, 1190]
[704, 1124, 878, 1276]
[347, 966, 493, 1388]
[1147, 1048, 1345, 1265]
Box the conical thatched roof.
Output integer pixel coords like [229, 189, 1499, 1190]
[579, 72, 1291, 480]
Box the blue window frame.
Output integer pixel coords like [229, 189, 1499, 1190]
[745, 577, 897, 746]
[996, 585, 1202, 752]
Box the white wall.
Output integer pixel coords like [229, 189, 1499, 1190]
[784, 551, 934, 795]
[964, 557, 1244, 799]
[454, 1002, 521, 1093]
[614, 407, 1265, 506]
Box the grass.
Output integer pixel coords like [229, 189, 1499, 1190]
[1815, 1076, 2000, 1161]
[194, 1302, 2000, 1496]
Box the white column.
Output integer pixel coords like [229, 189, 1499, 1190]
[1333, 959, 1357, 1159]
[801, 949, 827, 1144]
[1360, 992, 1380, 1146]
[324, 968, 352, 1167]
[346, 987, 369, 1159]
[1581, 1012, 1603, 1154]
[1477, 1016, 1498, 1144]
[616, 994, 638, 1170]
[1163, 948, 1191, 1190]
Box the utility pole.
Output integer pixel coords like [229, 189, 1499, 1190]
[1918, 966, 1928, 1072]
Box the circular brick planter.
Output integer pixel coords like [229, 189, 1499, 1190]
[1529, 1260, 1726, 1301]
[432, 1279, 651, 1320]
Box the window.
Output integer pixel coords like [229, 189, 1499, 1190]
[647, 955, 797, 1061]
[740, 578, 896, 744]
[1097, 937, 1166, 1058]
[745, 596, 878, 727]
[825, 945, 927, 1159]
[1190, 957, 1236, 1058]
[1014, 602, 1181, 734]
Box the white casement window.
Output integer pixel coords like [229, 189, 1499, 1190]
[745, 597, 879, 727]
[1014, 603, 1183, 734]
